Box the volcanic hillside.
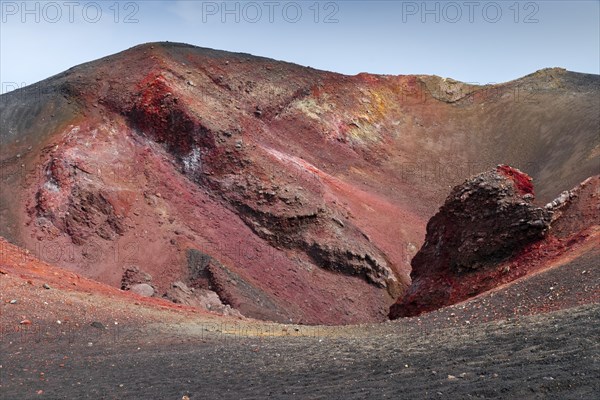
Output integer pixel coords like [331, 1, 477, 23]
[1, 42, 598, 324]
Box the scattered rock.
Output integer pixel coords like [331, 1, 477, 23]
[43, 283, 51, 290]
[163, 280, 243, 318]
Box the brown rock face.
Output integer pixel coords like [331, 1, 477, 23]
[390, 166, 553, 318]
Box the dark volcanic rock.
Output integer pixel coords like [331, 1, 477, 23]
[428, 165, 551, 272]
[186, 248, 213, 288]
[390, 165, 552, 318]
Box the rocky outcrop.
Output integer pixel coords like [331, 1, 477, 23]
[32, 156, 125, 245]
[186, 249, 290, 322]
[545, 176, 600, 238]
[390, 166, 553, 318]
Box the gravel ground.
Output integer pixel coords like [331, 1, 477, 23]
[1, 303, 598, 399]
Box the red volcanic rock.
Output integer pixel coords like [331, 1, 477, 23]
[390, 166, 553, 318]
[497, 165, 534, 196]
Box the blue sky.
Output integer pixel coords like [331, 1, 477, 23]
[1, 1, 599, 92]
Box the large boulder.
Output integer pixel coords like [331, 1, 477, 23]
[390, 165, 552, 318]
[129, 283, 155, 297]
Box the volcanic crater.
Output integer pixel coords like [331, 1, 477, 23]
[1, 42, 598, 326]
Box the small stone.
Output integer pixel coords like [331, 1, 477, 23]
[9, 299, 17, 304]
[447, 375, 457, 380]
[332, 217, 345, 228]
[91, 321, 105, 330]
[43, 283, 51, 289]
[20, 319, 32, 325]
